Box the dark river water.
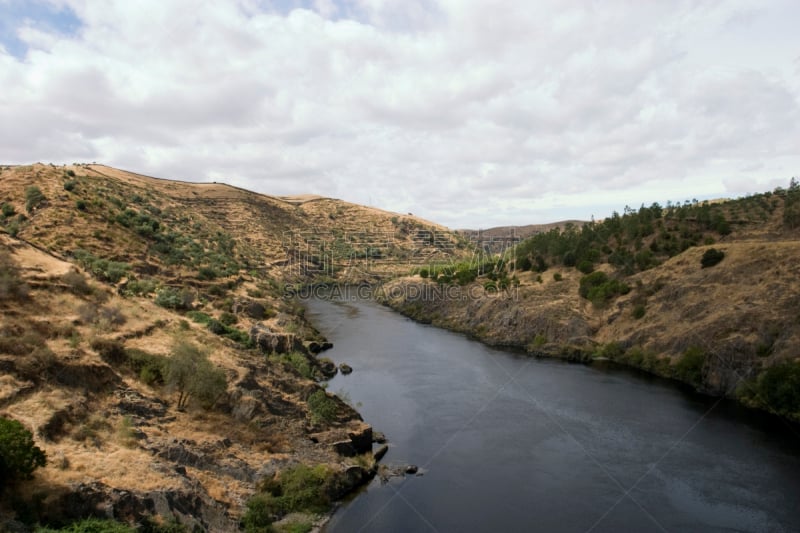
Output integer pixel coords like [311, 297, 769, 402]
[304, 295, 800, 533]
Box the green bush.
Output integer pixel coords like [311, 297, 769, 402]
[632, 304, 646, 319]
[419, 268, 429, 279]
[75, 200, 87, 211]
[307, 390, 338, 424]
[282, 352, 313, 379]
[186, 310, 211, 324]
[207, 318, 227, 335]
[154, 287, 194, 310]
[219, 312, 237, 326]
[752, 361, 800, 417]
[673, 347, 706, 388]
[553, 272, 563, 282]
[123, 278, 157, 297]
[700, 248, 725, 268]
[242, 493, 274, 532]
[25, 186, 45, 213]
[1, 203, 15, 217]
[72, 250, 131, 283]
[126, 348, 167, 385]
[577, 260, 594, 274]
[256, 463, 337, 518]
[64, 180, 77, 192]
[579, 271, 630, 306]
[0, 417, 46, 491]
[198, 267, 218, 280]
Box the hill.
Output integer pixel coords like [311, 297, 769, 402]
[383, 180, 800, 422]
[0, 163, 468, 531]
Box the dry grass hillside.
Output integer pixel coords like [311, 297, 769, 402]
[0, 163, 472, 531]
[0, 163, 465, 285]
[0, 234, 376, 531]
[383, 183, 800, 421]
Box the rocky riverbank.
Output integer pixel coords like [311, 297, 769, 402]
[379, 243, 800, 422]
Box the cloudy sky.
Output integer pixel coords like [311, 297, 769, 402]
[1, 0, 798, 227]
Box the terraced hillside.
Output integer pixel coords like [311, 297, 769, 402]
[0, 164, 466, 285]
[0, 163, 468, 532]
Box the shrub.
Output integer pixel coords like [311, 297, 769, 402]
[701, 248, 725, 268]
[0, 417, 47, 491]
[283, 352, 313, 379]
[126, 348, 167, 385]
[219, 311, 237, 326]
[207, 318, 227, 335]
[24, 186, 45, 213]
[6, 220, 19, 237]
[72, 250, 131, 283]
[64, 180, 77, 192]
[1, 203, 15, 217]
[673, 347, 706, 388]
[0, 250, 28, 300]
[123, 278, 157, 297]
[242, 493, 274, 532]
[186, 310, 211, 324]
[75, 200, 87, 211]
[632, 304, 646, 319]
[62, 270, 92, 295]
[256, 463, 336, 518]
[307, 390, 338, 424]
[553, 272, 563, 282]
[198, 266, 219, 280]
[578, 271, 629, 307]
[419, 268, 429, 279]
[90, 338, 127, 365]
[155, 287, 194, 310]
[577, 260, 594, 274]
[752, 361, 800, 417]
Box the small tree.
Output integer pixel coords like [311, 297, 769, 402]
[0, 417, 47, 492]
[165, 341, 226, 410]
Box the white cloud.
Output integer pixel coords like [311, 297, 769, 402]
[0, 0, 798, 227]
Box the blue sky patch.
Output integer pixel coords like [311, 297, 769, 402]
[0, 0, 81, 58]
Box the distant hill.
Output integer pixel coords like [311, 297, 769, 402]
[458, 220, 586, 240]
[457, 221, 586, 254]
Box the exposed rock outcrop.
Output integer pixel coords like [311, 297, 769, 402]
[40, 481, 238, 532]
[250, 323, 302, 354]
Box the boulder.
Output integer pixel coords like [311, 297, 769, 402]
[373, 444, 389, 462]
[250, 323, 301, 354]
[339, 363, 353, 375]
[317, 358, 338, 379]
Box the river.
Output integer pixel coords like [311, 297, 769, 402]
[304, 294, 800, 533]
